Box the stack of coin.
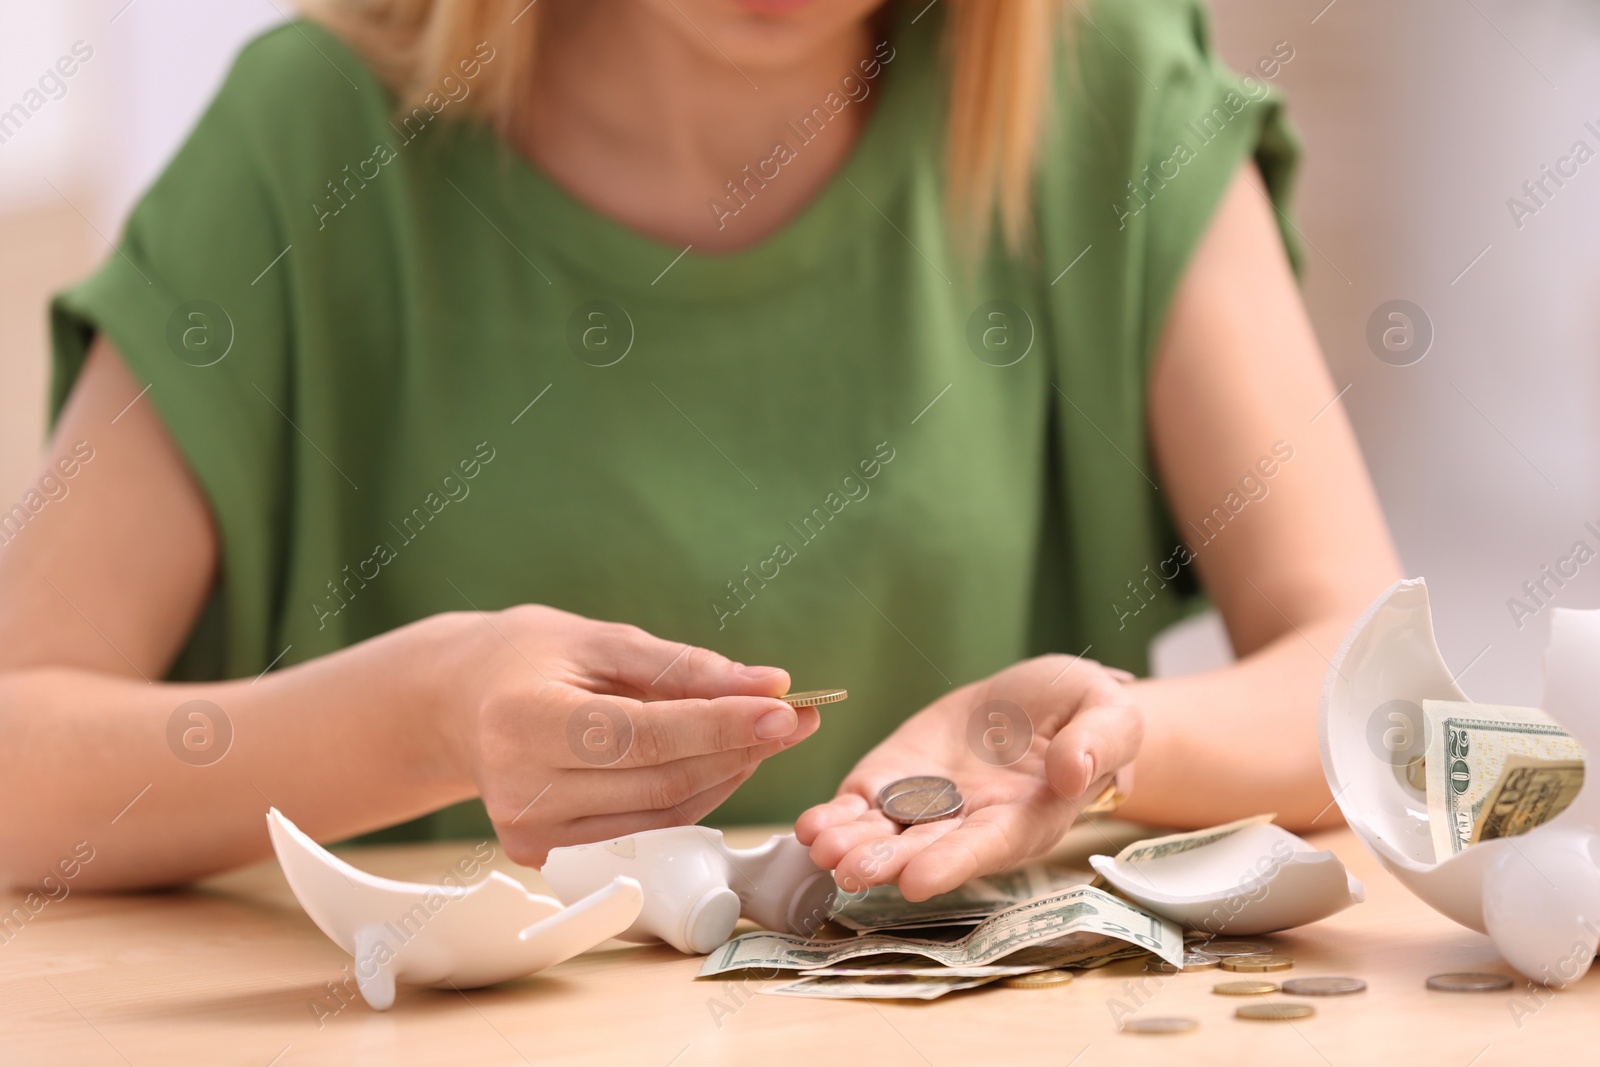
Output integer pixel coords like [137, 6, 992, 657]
[879, 776, 964, 826]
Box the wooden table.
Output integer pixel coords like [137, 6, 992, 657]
[2, 821, 1592, 1066]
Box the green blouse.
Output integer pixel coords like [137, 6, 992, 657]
[50, 0, 1298, 838]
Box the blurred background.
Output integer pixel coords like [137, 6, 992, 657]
[2, 0, 1597, 705]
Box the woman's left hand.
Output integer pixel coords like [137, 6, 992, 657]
[794, 655, 1143, 901]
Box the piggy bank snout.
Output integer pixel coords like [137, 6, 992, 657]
[1482, 831, 1600, 988]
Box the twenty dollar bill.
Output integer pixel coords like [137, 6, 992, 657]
[1423, 700, 1585, 859]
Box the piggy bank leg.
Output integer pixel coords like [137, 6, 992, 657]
[1482, 830, 1600, 988]
[353, 923, 399, 1011]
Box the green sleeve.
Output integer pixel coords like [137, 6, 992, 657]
[1030, 0, 1303, 670]
[1125, 0, 1303, 362]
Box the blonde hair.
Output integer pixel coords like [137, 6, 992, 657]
[304, 0, 1067, 254]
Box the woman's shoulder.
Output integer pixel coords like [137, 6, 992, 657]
[203, 20, 393, 171]
[1068, 0, 1227, 105]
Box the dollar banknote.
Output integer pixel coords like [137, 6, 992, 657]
[698, 884, 1181, 977]
[1423, 700, 1586, 859]
[1470, 754, 1585, 845]
[796, 941, 1149, 977]
[1110, 813, 1276, 866]
[798, 959, 1047, 977]
[830, 862, 1094, 932]
[761, 973, 1006, 1000]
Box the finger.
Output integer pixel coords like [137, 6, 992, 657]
[794, 793, 869, 845]
[833, 819, 962, 894]
[807, 808, 900, 871]
[582, 623, 790, 701]
[1043, 696, 1143, 799]
[779, 706, 821, 748]
[561, 739, 791, 817]
[897, 809, 1059, 901]
[553, 766, 757, 846]
[555, 694, 807, 769]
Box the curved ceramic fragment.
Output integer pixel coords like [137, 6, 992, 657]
[542, 826, 838, 954]
[1089, 822, 1365, 935]
[1320, 580, 1600, 985]
[267, 809, 643, 1009]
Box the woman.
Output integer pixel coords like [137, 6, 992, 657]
[0, 0, 1398, 900]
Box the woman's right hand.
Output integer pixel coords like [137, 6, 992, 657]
[426, 605, 815, 866]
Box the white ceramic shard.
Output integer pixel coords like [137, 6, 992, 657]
[1321, 579, 1600, 986]
[266, 809, 643, 1009]
[1089, 822, 1365, 935]
[541, 826, 838, 954]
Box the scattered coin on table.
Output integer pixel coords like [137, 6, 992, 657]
[1220, 955, 1293, 973]
[1281, 977, 1367, 996]
[1121, 1017, 1199, 1035]
[1145, 950, 1220, 974]
[882, 779, 964, 826]
[1213, 980, 1279, 996]
[780, 688, 849, 707]
[998, 970, 1073, 989]
[877, 776, 951, 806]
[1195, 940, 1274, 956]
[1236, 1002, 1315, 1021]
[1426, 972, 1514, 992]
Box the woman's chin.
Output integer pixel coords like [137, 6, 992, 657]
[731, 0, 821, 15]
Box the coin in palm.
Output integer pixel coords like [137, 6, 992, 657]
[877, 776, 952, 807]
[883, 780, 963, 825]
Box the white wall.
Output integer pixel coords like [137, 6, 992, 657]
[0, 0, 279, 218]
[0, 0, 279, 503]
[1198, 0, 1600, 705]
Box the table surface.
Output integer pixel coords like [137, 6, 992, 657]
[2, 820, 1592, 1066]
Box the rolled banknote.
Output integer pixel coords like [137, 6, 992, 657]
[1422, 700, 1585, 859]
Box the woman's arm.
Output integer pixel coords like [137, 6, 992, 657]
[0, 340, 814, 890]
[800, 161, 1400, 897]
[1123, 162, 1404, 830]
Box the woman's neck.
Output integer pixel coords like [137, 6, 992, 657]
[519, 0, 880, 252]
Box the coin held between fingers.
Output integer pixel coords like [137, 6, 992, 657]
[781, 688, 848, 708]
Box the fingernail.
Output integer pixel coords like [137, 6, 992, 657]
[740, 664, 783, 679]
[1082, 753, 1096, 788]
[755, 706, 798, 739]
